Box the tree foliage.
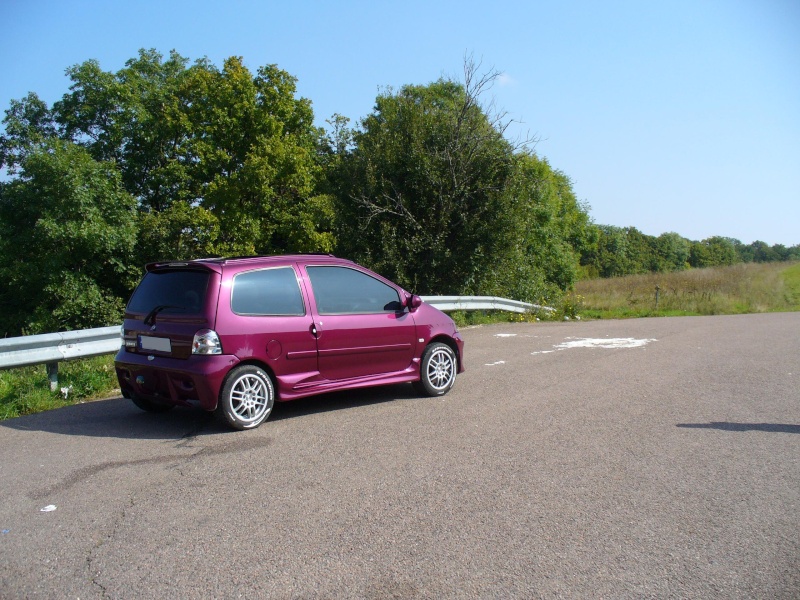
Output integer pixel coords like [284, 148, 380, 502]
[0, 50, 336, 334]
[49, 50, 334, 256]
[0, 140, 138, 334]
[327, 63, 592, 302]
[582, 228, 798, 278]
[331, 76, 514, 293]
[493, 153, 594, 298]
[0, 49, 797, 335]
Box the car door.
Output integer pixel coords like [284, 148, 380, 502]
[303, 264, 417, 381]
[221, 265, 319, 386]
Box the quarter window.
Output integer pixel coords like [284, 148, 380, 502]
[231, 267, 304, 316]
[307, 266, 401, 315]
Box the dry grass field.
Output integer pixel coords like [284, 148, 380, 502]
[574, 261, 800, 319]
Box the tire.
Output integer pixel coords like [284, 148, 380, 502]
[130, 394, 175, 413]
[217, 365, 275, 430]
[414, 342, 458, 397]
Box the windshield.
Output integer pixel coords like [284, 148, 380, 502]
[127, 269, 210, 316]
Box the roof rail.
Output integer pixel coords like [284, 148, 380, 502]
[217, 253, 336, 263]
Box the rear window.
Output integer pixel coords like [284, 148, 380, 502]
[231, 267, 305, 316]
[127, 269, 210, 316]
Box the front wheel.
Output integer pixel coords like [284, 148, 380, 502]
[217, 365, 275, 430]
[414, 342, 458, 397]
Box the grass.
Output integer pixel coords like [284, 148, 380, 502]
[2, 261, 798, 421]
[782, 262, 800, 307]
[0, 354, 119, 420]
[574, 261, 800, 319]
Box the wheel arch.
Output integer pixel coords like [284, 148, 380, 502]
[428, 335, 462, 371]
[220, 358, 280, 401]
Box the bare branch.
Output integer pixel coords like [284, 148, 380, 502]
[459, 51, 539, 152]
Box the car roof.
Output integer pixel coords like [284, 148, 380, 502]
[146, 254, 356, 273]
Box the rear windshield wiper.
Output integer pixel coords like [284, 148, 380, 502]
[143, 304, 184, 326]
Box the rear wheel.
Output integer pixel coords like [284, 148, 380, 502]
[130, 394, 175, 413]
[217, 365, 275, 430]
[414, 342, 458, 397]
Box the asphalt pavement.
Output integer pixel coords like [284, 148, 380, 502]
[0, 313, 798, 598]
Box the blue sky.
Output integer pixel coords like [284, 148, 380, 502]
[3, 0, 798, 245]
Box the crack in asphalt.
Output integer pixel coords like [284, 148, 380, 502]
[86, 496, 135, 599]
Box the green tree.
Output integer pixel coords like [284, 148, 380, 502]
[0, 92, 58, 173]
[728, 239, 798, 264]
[327, 62, 591, 300]
[689, 236, 739, 268]
[0, 140, 138, 335]
[136, 203, 220, 264]
[183, 57, 334, 254]
[623, 227, 659, 274]
[54, 49, 194, 210]
[750, 241, 780, 263]
[494, 153, 593, 299]
[331, 73, 516, 294]
[52, 49, 334, 256]
[1, 49, 338, 334]
[590, 225, 632, 277]
[654, 232, 690, 271]
[784, 244, 800, 261]
[731, 239, 753, 263]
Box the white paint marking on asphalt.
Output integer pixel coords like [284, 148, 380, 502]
[494, 335, 656, 365]
[529, 337, 657, 356]
[555, 337, 657, 350]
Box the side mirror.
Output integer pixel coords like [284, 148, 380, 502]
[405, 294, 423, 312]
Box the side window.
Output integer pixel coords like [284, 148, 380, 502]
[231, 267, 305, 316]
[307, 266, 401, 315]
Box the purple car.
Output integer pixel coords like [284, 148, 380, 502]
[115, 255, 465, 429]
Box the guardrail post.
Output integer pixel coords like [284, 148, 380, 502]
[46, 362, 59, 392]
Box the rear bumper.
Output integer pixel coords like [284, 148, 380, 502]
[115, 350, 239, 411]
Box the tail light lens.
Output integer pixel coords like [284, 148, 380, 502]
[193, 329, 222, 355]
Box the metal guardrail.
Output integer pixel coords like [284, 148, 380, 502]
[0, 326, 121, 391]
[421, 295, 553, 314]
[0, 296, 552, 390]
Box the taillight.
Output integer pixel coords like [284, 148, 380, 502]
[122, 326, 136, 350]
[193, 329, 222, 355]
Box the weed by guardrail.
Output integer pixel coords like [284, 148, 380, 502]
[0, 355, 118, 420]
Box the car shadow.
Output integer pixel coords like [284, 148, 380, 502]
[676, 422, 800, 434]
[270, 384, 420, 422]
[1, 383, 421, 440]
